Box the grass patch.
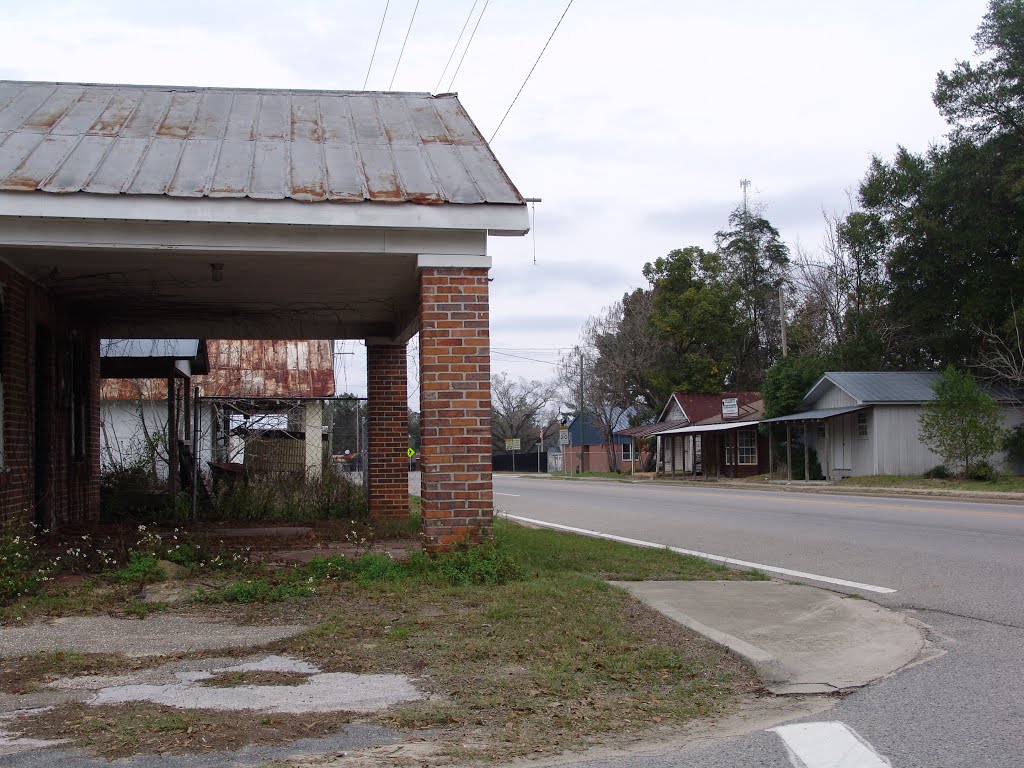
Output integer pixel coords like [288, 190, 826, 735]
[197, 670, 312, 688]
[0, 651, 152, 694]
[497, 520, 756, 581]
[836, 474, 1024, 492]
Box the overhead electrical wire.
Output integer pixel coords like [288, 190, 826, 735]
[389, 0, 422, 91]
[363, 0, 391, 89]
[434, 0, 481, 93]
[446, 0, 491, 92]
[490, 0, 575, 143]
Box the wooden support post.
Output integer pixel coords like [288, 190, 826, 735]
[804, 424, 810, 482]
[167, 374, 177, 499]
[768, 423, 774, 479]
[786, 424, 793, 481]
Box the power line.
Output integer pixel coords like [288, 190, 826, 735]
[490, 0, 574, 143]
[446, 0, 491, 92]
[434, 0, 481, 93]
[363, 0, 391, 90]
[491, 350, 561, 365]
[389, 0, 422, 91]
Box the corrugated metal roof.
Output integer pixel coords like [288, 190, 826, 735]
[196, 340, 334, 398]
[0, 81, 523, 205]
[808, 372, 941, 404]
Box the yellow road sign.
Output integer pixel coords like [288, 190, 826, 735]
[407, 448, 415, 458]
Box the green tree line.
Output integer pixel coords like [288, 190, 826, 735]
[579, 0, 1024, 422]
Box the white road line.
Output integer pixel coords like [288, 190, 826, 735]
[498, 513, 898, 594]
[770, 722, 892, 768]
[494, 493, 520, 497]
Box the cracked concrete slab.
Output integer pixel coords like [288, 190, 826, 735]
[46, 654, 426, 714]
[0, 615, 307, 657]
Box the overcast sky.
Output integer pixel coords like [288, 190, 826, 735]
[0, 0, 990, 401]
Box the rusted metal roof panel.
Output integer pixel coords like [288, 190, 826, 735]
[0, 81, 523, 205]
[196, 340, 335, 398]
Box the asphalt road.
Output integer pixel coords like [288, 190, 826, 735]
[493, 475, 1024, 767]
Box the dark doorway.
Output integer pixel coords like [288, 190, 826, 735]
[34, 325, 52, 529]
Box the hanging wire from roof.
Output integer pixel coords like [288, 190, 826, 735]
[363, 0, 392, 89]
[389, 0, 422, 91]
[446, 0, 492, 91]
[490, 0, 575, 143]
[435, 0, 481, 93]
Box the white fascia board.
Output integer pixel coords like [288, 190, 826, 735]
[0, 216, 488, 256]
[0, 191, 530, 235]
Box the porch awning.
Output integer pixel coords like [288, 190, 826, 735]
[760, 405, 867, 424]
[658, 420, 761, 436]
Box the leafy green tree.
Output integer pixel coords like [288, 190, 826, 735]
[918, 367, 1006, 476]
[641, 247, 739, 397]
[857, 1, 1024, 369]
[761, 354, 834, 419]
[715, 206, 790, 388]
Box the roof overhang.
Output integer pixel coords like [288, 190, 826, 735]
[659, 420, 761, 436]
[0, 192, 530, 236]
[761, 405, 868, 424]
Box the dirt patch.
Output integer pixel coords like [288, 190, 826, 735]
[12, 702, 359, 758]
[198, 670, 314, 688]
[0, 652, 154, 694]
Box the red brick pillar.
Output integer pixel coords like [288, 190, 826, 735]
[418, 267, 492, 552]
[366, 343, 408, 519]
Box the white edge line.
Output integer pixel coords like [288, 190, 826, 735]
[494, 493, 520, 497]
[498, 513, 897, 594]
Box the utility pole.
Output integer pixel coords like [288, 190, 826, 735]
[740, 178, 751, 216]
[779, 285, 788, 357]
[578, 348, 585, 475]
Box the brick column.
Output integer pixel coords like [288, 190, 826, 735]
[419, 266, 491, 552]
[366, 343, 408, 519]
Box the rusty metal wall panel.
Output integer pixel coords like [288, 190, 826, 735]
[101, 378, 169, 401]
[0, 81, 524, 205]
[196, 340, 334, 398]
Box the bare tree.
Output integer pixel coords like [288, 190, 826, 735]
[490, 373, 557, 453]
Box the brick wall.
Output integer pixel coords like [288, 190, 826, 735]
[366, 343, 408, 518]
[0, 259, 100, 530]
[418, 267, 491, 551]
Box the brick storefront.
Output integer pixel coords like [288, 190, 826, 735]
[0, 260, 100, 529]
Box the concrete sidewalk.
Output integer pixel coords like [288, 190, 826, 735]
[613, 580, 928, 695]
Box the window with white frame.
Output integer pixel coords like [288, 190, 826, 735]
[622, 442, 634, 461]
[857, 411, 869, 439]
[741, 430, 757, 466]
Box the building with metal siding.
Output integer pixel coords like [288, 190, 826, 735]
[764, 372, 1024, 479]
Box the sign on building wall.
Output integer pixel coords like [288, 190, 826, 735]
[722, 398, 739, 419]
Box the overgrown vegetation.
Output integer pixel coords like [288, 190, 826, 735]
[211, 472, 367, 523]
[3, 518, 762, 761]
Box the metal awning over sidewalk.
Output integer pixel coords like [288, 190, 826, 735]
[659, 419, 761, 435]
[760, 405, 867, 424]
